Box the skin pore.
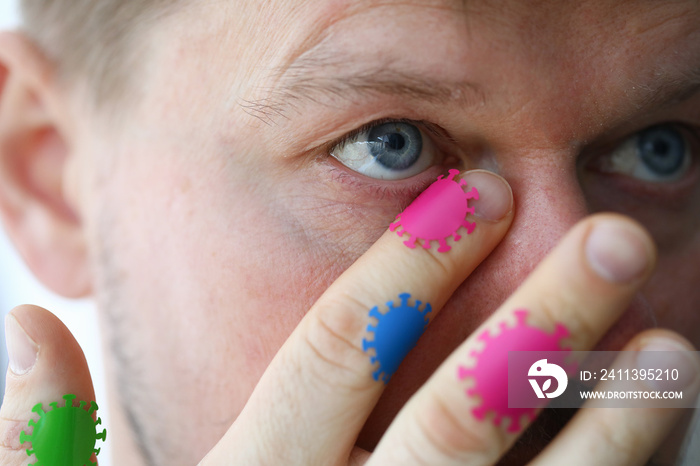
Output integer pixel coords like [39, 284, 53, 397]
[3, 1, 700, 465]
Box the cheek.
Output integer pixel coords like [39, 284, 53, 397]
[645, 244, 700, 347]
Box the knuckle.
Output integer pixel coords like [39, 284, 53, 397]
[0, 416, 32, 464]
[410, 391, 502, 464]
[537, 287, 598, 346]
[590, 414, 638, 463]
[296, 298, 374, 393]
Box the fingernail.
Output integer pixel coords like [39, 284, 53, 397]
[636, 338, 700, 391]
[585, 220, 651, 283]
[5, 314, 38, 375]
[464, 170, 513, 222]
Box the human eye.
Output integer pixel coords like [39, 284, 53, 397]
[595, 124, 696, 183]
[330, 120, 439, 180]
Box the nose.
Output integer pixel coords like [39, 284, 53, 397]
[455, 155, 591, 316]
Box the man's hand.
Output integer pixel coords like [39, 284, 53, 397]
[0, 305, 100, 464]
[2, 170, 698, 466]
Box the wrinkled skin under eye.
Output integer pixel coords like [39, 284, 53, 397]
[331, 121, 437, 180]
[601, 124, 694, 182]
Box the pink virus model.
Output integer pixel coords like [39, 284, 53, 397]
[457, 309, 574, 433]
[390, 169, 479, 252]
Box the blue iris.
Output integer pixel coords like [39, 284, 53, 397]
[638, 126, 686, 176]
[367, 122, 423, 170]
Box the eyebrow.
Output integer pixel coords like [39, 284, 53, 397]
[239, 47, 700, 126]
[238, 53, 485, 125]
[631, 66, 700, 110]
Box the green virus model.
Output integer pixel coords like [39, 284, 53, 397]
[19, 394, 107, 466]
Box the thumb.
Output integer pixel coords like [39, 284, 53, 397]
[0, 305, 106, 465]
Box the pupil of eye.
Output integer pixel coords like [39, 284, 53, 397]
[368, 122, 422, 171]
[379, 133, 406, 151]
[638, 126, 686, 176]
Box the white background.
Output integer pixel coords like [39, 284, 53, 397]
[0, 2, 111, 464]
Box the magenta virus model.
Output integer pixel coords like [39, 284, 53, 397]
[390, 169, 479, 252]
[457, 309, 574, 433]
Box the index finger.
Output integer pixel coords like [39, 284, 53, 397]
[200, 169, 514, 465]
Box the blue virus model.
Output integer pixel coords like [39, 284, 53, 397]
[362, 293, 432, 383]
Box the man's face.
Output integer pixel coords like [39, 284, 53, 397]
[74, 1, 700, 463]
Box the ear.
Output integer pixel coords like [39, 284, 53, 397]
[0, 32, 91, 298]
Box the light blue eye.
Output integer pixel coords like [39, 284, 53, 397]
[637, 126, 686, 176]
[603, 124, 692, 182]
[331, 121, 436, 180]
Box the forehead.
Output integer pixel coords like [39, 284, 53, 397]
[148, 0, 700, 148]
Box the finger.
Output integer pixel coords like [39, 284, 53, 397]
[368, 214, 657, 465]
[533, 330, 700, 466]
[200, 169, 514, 465]
[0, 305, 106, 465]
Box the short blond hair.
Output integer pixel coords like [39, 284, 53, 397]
[20, 0, 185, 103]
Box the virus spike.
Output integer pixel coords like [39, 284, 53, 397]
[453, 232, 462, 241]
[29, 403, 45, 418]
[389, 221, 400, 232]
[19, 431, 31, 444]
[422, 303, 432, 316]
[95, 417, 102, 426]
[398, 293, 411, 306]
[368, 306, 381, 319]
[28, 419, 38, 428]
[457, 366, 470, 379]
[366, 324, 378, 333]
[466, 186, 479, 200]
[362, 338, 372, 352]
[97, 428, 107, 441]
[403, 236, 418, 249]
[63, 394, 76, 407]
[79, 400, 87, 409]
[465, 206, 476, 216]
[421, 238, 432, 249]
[513, 309, 528, 324]
[89, 400, 99, 414]
[437, 238, 451, 253]
[458, 178, 468, 187]
[462, 220, 476, 234]
[446, 169, 460, 180]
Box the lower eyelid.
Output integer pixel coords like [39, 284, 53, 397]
[325, 159, 448, 202]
